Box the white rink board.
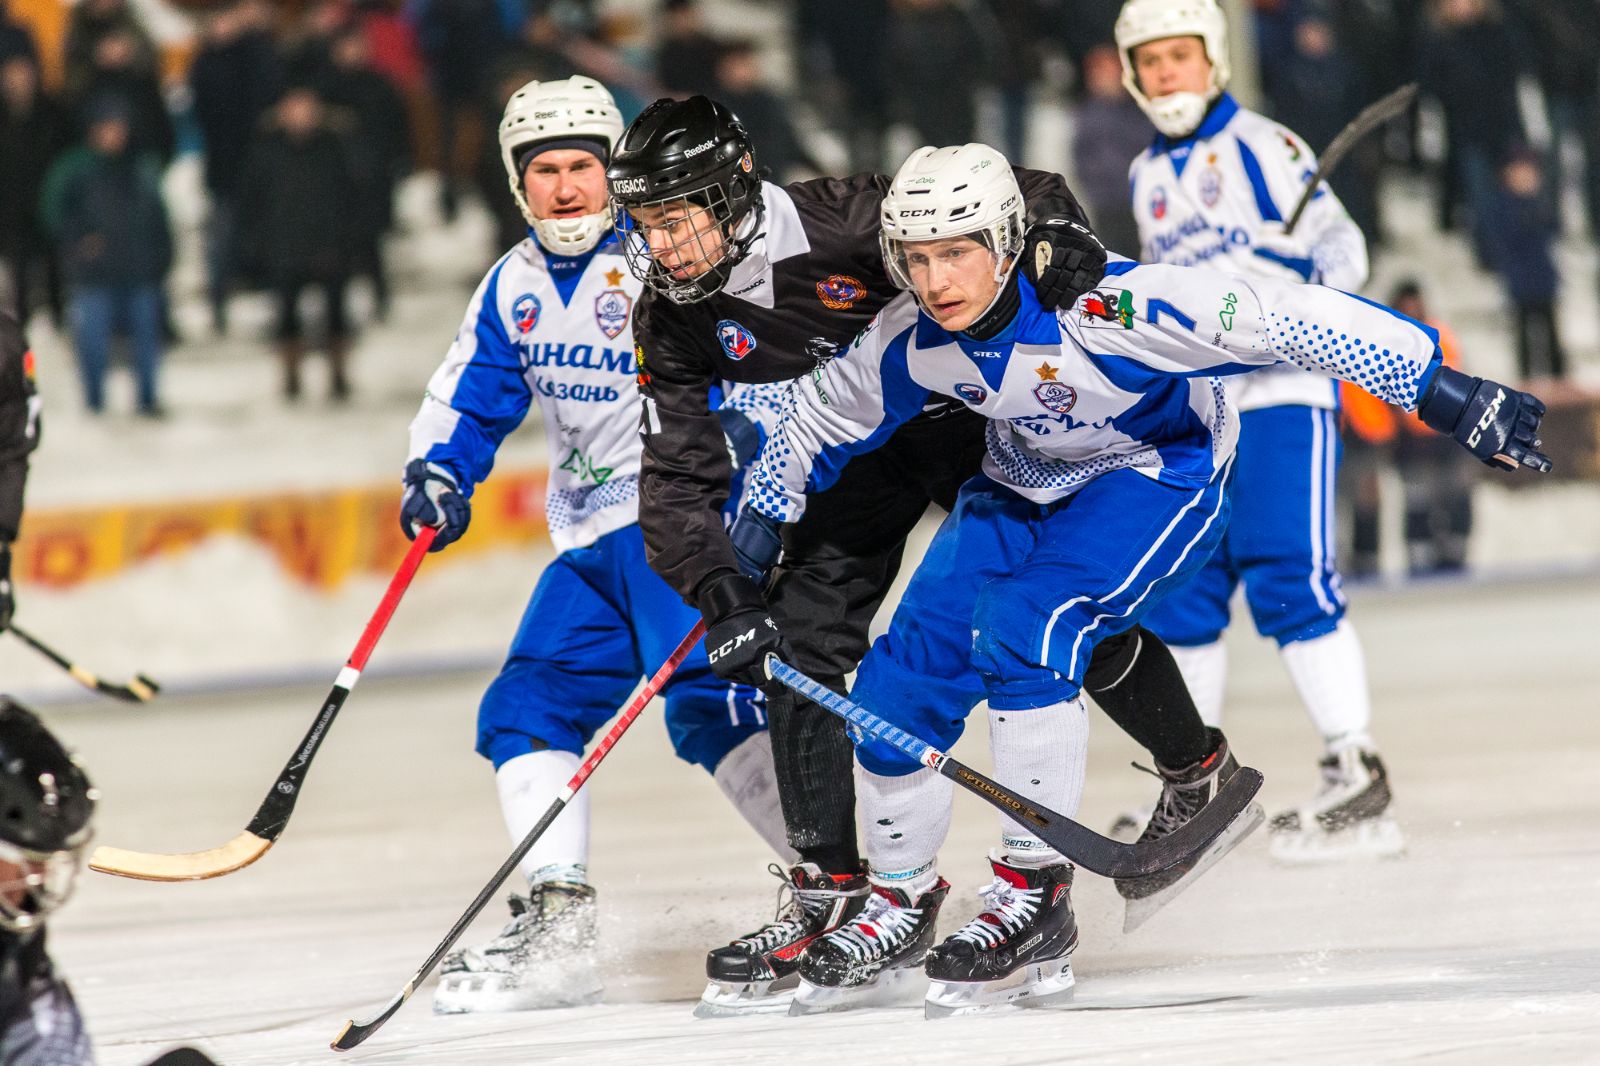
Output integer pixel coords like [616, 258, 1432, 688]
[50, 574, 1600, 1066]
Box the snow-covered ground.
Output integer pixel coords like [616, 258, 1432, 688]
[50, 572, 1600, 1065]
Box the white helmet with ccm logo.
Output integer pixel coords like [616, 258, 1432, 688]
[879, 143, 1026, 296]
[498, 76, 625, 255]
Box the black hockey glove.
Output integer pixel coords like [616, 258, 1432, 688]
[700, 572, 789, 690]
[1020, 217, 1107, 311]
[1417, 365, 1552, 473]
[399, 459, 471, 550]
[729, 505, 783, 582]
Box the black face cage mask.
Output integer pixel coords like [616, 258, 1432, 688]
[615, 180, 762, 304]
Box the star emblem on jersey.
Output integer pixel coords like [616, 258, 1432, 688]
[1035, 362, 1059, 381]
[594, 288, 632, 339]
[716, 319, 758, 360]
[512, 293, 542, 334]
[1032, 380, 1078, 415]
[603, 267, 625, 287]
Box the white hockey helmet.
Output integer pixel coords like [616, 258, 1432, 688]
[499, 76, 626, 255]
[1114, 0, 1231, 138]
[879, 143, 1026, 315]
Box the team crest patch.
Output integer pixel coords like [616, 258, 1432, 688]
[1199, 167, 1223, 208]
[1032, 381, 1078, 414]
[1150, 185, 1167, 221]
[954, 383, 988, 405]
[594, 289, 632, 339]
[816, 274, 866, 310]
[512, 293, 542, 333]
[1081, 287, 1135, 329]
[716, 319, 758, 360]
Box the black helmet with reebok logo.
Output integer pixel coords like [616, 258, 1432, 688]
[606, 96, 764, 304]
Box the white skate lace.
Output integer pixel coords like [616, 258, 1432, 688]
[733, 864, 820, 954]
[949, 878, 1042, 950]
[823, 891, 922, 963]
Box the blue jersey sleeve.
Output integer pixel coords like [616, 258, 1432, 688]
[406, 254, 534, 495]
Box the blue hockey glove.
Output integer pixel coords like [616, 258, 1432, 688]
[1021, 217, 1107, 310]
[1417, 365, 1551, 472]
[399, 459, 471, 550]
[730, 505, 784, 582]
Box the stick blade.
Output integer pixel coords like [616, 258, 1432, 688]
[1122, 799, 1265, 932]
[332, 990, 408, 1052]
[88, 831, 272, 881]
[1112, 767, 1265, 880]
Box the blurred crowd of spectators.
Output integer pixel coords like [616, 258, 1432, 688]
[0, 0, 1595, 420]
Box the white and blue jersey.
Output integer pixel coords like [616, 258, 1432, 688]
[1129, 92, 1369, 411]
[746, 263, 1435, 525]
[408, 233, 784, 774]
[744, 265, 1438, 776]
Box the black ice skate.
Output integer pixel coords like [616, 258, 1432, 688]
[695, 863, 869, 1018]
[1115, 728, 1264, 933]
[433, 881, 600, 1013]
[924, 853, 1079, 1018]
[1268, 747, 1405, 864]
[790, 879, 948, 1015]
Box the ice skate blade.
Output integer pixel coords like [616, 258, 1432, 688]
[432, 970, 603, 1014]
[1269, 815, 1406, 866]
[790, 966, 926, 1015]
[693, 975, 799, 1019]
[1122, 801, 1265, 934]
[925, 956, 1075, 1019]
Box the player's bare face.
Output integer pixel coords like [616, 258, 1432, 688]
[523, 149, 609, 221]
[904, 236, 1002, 333]
[628, 200, 729, 281]
[1132, 36, 1211, 99]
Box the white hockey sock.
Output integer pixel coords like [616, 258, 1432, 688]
[496, 750, 589, 885]
[855, 763, 951, 899]
[1169, 640, 1228, 728]
[713, 732, 799, 864]
[989, 699, 1087, 867]
[1280, 622, 1374, 754]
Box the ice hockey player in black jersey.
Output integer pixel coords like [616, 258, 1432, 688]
[0, 698, 96, 1065]
[0, 311, 41, 632]
[606, 97, 1251, 1014]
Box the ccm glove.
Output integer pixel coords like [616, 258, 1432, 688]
[1418, 365, 1552, 472]
[1246, 222, 1317, 283]
[399, 459, 471, 550]
[1021, 218, 1107, 310]
[729, 506, 784, 582]
[700, 572, 789, 690]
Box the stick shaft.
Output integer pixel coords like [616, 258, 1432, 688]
[333, 620, 706, 1051]
[1285, 82, 1417, 234]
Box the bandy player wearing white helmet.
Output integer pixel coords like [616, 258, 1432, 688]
[1114, 0, 1399, 862]
[399, 77, 793, 1013]
[730, 143, 1548, 1015]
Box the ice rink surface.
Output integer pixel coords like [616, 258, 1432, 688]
[42, 570, 1600, 1066]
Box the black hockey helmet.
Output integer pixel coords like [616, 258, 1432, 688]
[606, 95, 764, 303]
[0, 698, 96, 932]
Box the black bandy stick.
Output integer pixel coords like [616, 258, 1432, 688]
[769, 658, 1262, 879]
[88, 528, 437, 881]
[331, 621, 706, 1052]
[1285, 82, 1418, 235]
[8, 623, 160, 702]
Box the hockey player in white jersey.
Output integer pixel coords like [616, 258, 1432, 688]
[1114, 0, 1401, 863]
[399, 78, 793, 1014]
[728, 144, 1548, 1015]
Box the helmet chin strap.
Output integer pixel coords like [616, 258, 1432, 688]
[960, 259, 1022, 341]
